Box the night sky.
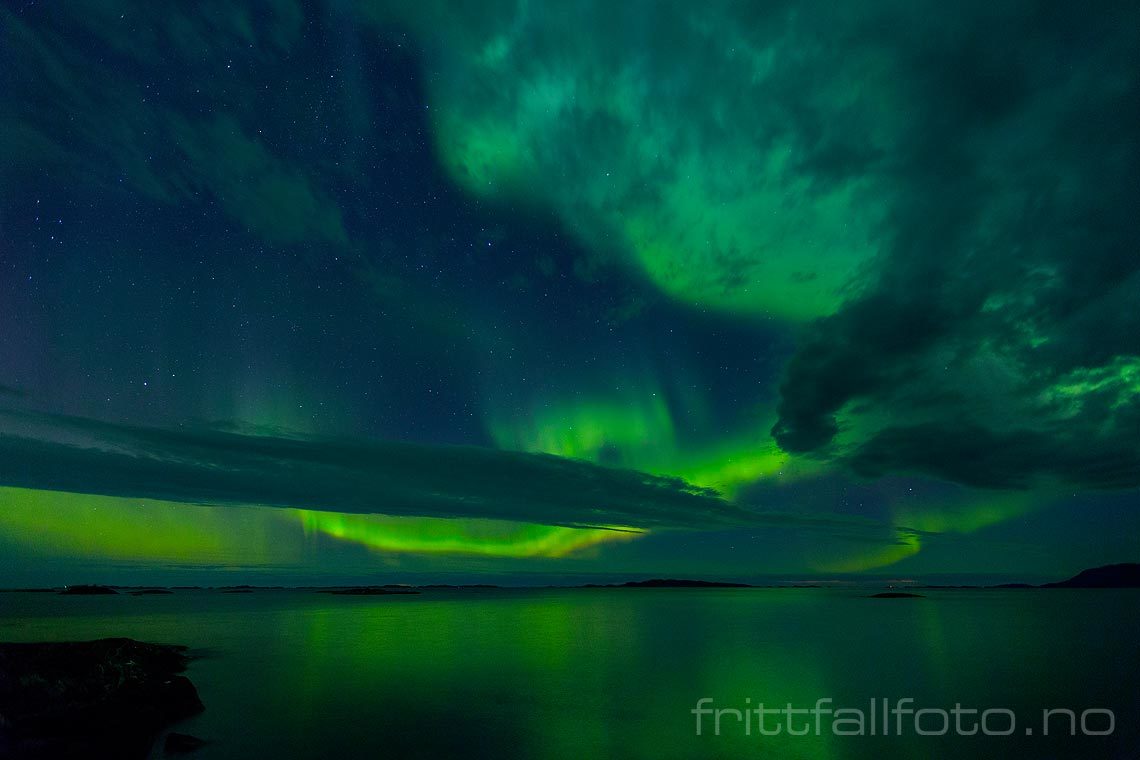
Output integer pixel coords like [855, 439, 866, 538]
[2, 1, 1139, 585]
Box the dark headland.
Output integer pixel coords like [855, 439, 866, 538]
[1040, 562, 1140, 588]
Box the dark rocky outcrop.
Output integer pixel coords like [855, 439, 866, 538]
[0, 638, 203, 759]
[129, 589, 173, 596]
[1041, 563, 1140, 588]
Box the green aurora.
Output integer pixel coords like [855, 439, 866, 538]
[1, 0, 1139, 584]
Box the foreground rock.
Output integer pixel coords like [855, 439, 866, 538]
[0, 638, 203, 759]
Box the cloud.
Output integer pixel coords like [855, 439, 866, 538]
[847, 422, 1140, 491]
[763, 2, 1140, 489]
[10, 0, 1134, 505]
[361, 0, 890, 321]
[0, 409, 943, 571]
[0, 410, 754, 530]
[360, 0, 1140, 491]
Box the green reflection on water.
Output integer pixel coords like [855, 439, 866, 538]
[2, 589, 1136, 759]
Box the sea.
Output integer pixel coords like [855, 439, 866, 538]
[2, 587, 1138, 759]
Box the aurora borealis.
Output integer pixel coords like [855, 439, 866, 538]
[2, 0, 1139, 585]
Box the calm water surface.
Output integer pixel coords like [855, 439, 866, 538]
[2, 588, 1138, 759]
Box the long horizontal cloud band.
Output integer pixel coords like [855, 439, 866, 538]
[0, 411, 763, 530]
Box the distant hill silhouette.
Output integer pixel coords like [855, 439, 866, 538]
[59, 584, 118, 595]
[1041, 563, 1140, 588]
[317, 587, 421, 596]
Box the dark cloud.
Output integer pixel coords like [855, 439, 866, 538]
[0, 410, 935, 559]
[772, 1, 1140, 489]
[0, 410, 753, 530]
[847, 422, 1140, 490]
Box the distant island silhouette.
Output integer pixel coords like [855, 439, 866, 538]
[10, 563, 1140, 597]
[58, 584, 118, 595]
[583, 579, 753, 589]
[317, 587, 421, 596]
